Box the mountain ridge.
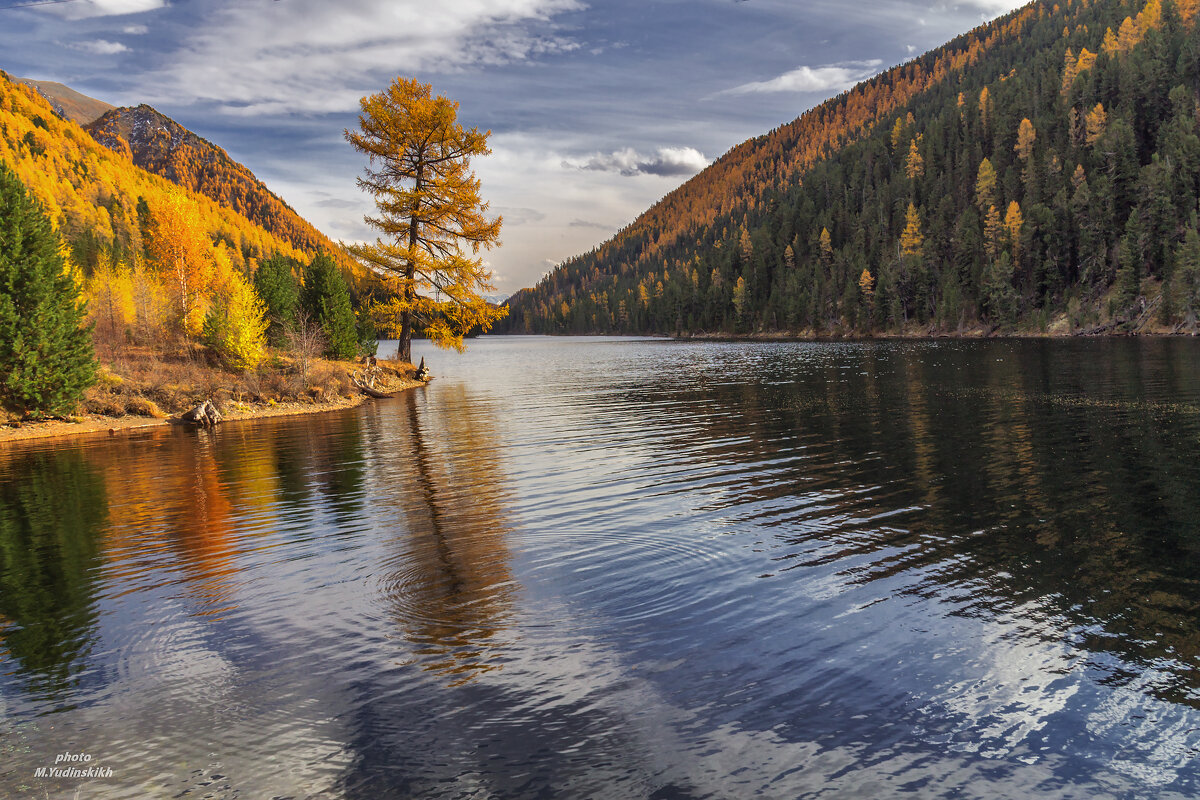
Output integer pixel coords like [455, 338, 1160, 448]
[84, 103, 346, 268]
[14, 77, 113, 125]
[501, 0, 1200, 337]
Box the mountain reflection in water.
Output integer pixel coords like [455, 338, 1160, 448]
[2, 337, 1200, 798]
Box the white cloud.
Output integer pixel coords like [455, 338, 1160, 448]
[494, 206, 546, 226]
[140, 0, 584, 114]
[568, 146, 709, 177]
[722, 59, 884, 95]
[955, 0, 1028, 13]
[67, 38, 129, 54]
[42, 0, 164, 20]
[123, 24, 149, 34]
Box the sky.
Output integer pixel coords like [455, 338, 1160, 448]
[1, 0, 1028, 298]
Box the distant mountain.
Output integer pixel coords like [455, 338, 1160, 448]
[502, 0, 1200, 337]
[85, 104, 358, 275]
[14, 77, 113, 125]
[0, 70, 322, 276]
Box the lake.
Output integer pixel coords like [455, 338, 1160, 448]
[3, 336, 1200, 798]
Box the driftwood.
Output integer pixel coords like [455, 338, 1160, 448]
[181, 400, 222, 427]
[349, 364, 399, 397]
[349, 356, 431, 398]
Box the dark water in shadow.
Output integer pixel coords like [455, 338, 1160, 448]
[4, 336, 1200, 798]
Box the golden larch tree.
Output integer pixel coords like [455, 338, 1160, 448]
[1117, 16, 1140, 53]
[858, 269, 875, 304]
[905, 138, 925, 180]
[976, 158, 997, 212]
[984, 204, 1004, 260]
[900, 203, 924, 258]
[1085, 103, 1108, 146]
[978, 87, 992, 131]
[1102, 27, 1120, 56]
[1015, 118, 1037, 189]
[739, 227, 754, 264]
[1061, 48, 1079, 94]
[1015, 119, 1036, 162]
[345, 77, 504, 362]
[1004, 201, 1024, 258]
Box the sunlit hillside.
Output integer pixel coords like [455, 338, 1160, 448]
[86, 104, 357, 275]
[0, 70, 315, 274]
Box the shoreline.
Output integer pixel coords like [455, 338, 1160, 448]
[0, 378, 426, 446]
[675, 329, 1199, 342]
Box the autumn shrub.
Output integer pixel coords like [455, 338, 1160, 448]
[307, 363, 353, 401]
[202, 270, 269, 371]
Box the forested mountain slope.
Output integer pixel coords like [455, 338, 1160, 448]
[86, 105, 340, 261]
[0, 70, 311, 275]
[501, 0, 1200, 336]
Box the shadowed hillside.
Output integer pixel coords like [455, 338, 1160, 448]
[501, 0, 1200, 338]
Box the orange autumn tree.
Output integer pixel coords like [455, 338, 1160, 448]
[345, 77, 504, 363]
[147, 191, 213, 337]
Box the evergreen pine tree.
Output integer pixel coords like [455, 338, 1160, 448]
[300, 253, 357, 360]
[253, 254, 301, 346]
[0, 165, 96, 418]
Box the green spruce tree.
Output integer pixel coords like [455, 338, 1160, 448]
[253, 254, 301, 346]
[0, 165, 96, 418]
[300, 253, 358, 360]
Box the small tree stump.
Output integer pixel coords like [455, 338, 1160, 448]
[181, 400, 222, 428]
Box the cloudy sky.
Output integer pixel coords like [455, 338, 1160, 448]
[2, 0, 1026, 297]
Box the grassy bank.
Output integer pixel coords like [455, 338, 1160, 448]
[0, 348, 425, 444]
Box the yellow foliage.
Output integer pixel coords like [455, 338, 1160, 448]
[984, 204, 1004, 259]
[1015, 118, 1036, 162]
[819, 227, 833, 260]
[345, 77, 505, 357]
[976, 158, 997, 212]
[1072, 164, 1087, 189]
[0, 72, 314, 280]
[1060, 47, 1078, 94]
[1005, 201, 1024, 257]
[88, 257, 136, 333]
[1061, 47, 1097, 94]
[732, 276, 748, 318]
[978, 87, 992, 129]
[906, 137, 925, 180]
[1103, 27, 1120, 55]
[1085, 102, 1108, 146]
[1118, 16, 1140, 52]
[210, 241, 238, 296]
[205, 271, 268, 371]
[858, 269, 875, 301]
[147, 191, 213, 337]
[900, 202, 923, 258]
[1138, 0, 1162, 34]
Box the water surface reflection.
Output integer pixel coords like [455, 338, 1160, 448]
[3, 337, 1200, 798]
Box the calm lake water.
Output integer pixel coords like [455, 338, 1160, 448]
[4, 336, 1200, 798]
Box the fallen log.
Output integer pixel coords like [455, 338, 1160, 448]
[1077, 319, 1122, 336]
